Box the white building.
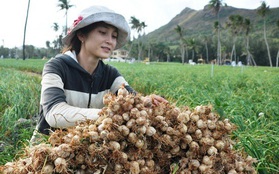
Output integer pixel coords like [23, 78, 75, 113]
[112, 49, 128, 59]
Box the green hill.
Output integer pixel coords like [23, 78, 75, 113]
[146, 5, 279, 42]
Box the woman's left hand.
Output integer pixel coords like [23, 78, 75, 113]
[148, 94, 168, 106]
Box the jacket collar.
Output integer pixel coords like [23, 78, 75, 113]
[58, 52, 105, 77]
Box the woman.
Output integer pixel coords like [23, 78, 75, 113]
[31, 6, 166, 144]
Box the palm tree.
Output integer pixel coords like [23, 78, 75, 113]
[51, 22, 63, 53]
[257, 1, 272, 67]
[128, 16, 139, 58]
[188, 38, 198, 61]
[129, 16, 147, 61]
[200, 35, 210, 64]
[130, 16, 140, 32]
[174, 25, 186, 64]
[152, 42, 168, 62]
[139, 22, 147, 34]
[163, 46, 171, 62]
[147, 42, 155, 61]
[138, 22, 147, 60]
[46, 41, 51, 57]
[212, 21, 220, 63]
[57, 0, 74, 36]
[276, 19, 279, 67]
[46, 41, 51, 48]
[242, 18, 256, 66]
[226, 14, 244, 63]
[22, 0, 31, 60]
[208, 0, 225, 65]
[52, 22, 59, 32]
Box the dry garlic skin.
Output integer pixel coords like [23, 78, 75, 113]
[0, 90, 257, 174]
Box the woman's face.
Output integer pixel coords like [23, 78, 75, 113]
[82, 23, 118, 59]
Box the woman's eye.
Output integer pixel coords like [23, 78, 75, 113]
[99, 30, 106, 35]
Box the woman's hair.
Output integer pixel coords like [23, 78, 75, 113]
[62, 22, 118, 54]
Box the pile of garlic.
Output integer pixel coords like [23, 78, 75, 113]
[0, 87, 257, 174]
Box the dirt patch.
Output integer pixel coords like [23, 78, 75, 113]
[24, 71, 42, 78]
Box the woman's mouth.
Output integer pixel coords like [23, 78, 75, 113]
[101, 46, 111, 53]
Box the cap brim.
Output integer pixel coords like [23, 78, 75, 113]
[63, 12, 130, 50]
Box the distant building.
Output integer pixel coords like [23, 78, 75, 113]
[112, 49, 128, 59]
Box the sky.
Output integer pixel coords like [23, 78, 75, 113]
[0, 0, 278, 48]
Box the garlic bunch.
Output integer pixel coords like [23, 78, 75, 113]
[0, 87, 257, 174]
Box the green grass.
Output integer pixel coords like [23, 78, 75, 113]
[0, 59, 278, 173]
[109, 62, 279, 174]
[0, 58, 46, 73]
[0, 66, 41, 163]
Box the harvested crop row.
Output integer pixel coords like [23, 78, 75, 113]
[0, 87, 257, 174]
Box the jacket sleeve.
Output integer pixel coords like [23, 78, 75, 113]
[106, 65, 137, 95]
[40, 59, 101, 129]
[45, 102, 100, 128]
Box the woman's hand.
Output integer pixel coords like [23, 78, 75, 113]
[145, 94, 168, 106]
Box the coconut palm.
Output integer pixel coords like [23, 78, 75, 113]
[242, 18, 256, 66]
[46, 41, 51, 57]
[57, 0, 74, 36]
[257, 1, 272, 67]
[188, 38, 199, 61]
[147, 42, 155, 61]
[200, 35, 210, 64]
[138, 22, 147, 60]
[129, 16, 147, 61]
[174, 25, 187, 64]
[130, 16, 140, 32]
[128, 16, 139, 58]
[208, 0, 225, 65]
[52, 22, 59, 32]
[276, 19, 279, 67]
[139, 22, 147, 34]
[163, 46, 171, 62]
[152, 42, 168, 62]
[22, 0, 31, 60]
[226, 14, 244, 63]
[212, 21, 220, 63]
[51, 22, 63, 52]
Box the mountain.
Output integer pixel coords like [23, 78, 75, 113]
[146, 5, 279, 43]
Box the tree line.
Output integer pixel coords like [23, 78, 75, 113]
[1, 0, 278, 67]
[126, 0, 279, 67]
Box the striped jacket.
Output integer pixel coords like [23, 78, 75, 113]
[37, 52, 135, 135]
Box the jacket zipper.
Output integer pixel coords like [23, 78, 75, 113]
[88, 76, 94, 108]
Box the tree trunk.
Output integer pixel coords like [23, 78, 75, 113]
[167, 54, 170, 62]
[65, 10, 68, 36]
[245, 36, 250, 66]
[138, 41, 142, 61]
[137, 35, 143, 61]
[127, 41, 134, 58]
[249, 51, 257, 66]
[192, 50, 194, 60]
[263, 19, 272, 67]
[231, 36, 238, 62]
[276, 49, 279, 67]
[205, 42, 209, 63]
[218, 41, 221, 64]
[181, 45, 185, 64]
[148, 44, 151, 59]
[23, 0, 31, 60]
[217, 13, 221, 65]
[230, 44, 235, 62]
[185, 45, 188, 63]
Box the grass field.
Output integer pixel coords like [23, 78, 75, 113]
[0, 59, 278, 173]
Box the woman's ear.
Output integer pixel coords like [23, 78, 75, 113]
[77, 31, 85, 43]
